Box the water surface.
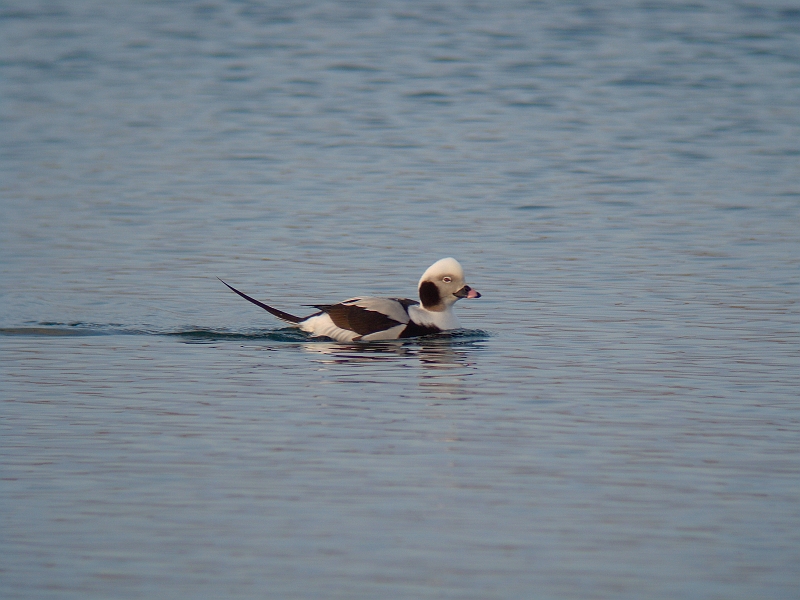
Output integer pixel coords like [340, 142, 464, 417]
[2, 1, 799, 598]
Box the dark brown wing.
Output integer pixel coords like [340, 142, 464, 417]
[314, 303, 404, 336]
[394, 298, 420, 310]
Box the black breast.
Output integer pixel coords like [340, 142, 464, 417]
[399, 320, 442, 338]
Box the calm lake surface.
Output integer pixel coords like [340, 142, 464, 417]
[2, 1, 799, 598]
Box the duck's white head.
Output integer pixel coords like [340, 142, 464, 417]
[417, 257, 481, 311]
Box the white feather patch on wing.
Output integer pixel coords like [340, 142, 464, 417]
[340, 297, 412, 324]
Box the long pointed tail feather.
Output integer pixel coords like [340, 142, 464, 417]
[217, 278, 303, 324]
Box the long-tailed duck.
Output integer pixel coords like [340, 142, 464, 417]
[219, 257, 481, 342]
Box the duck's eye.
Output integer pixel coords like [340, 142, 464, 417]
[442, 276, 452, 283]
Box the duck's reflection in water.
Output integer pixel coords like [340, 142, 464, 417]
[301, 331, 488, 401]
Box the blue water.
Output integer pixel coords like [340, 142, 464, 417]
[2, 1, 799, 598]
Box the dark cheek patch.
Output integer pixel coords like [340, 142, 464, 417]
[418, 281, 441, 308]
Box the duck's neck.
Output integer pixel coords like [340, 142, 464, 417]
[408, 304, 461, 330]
